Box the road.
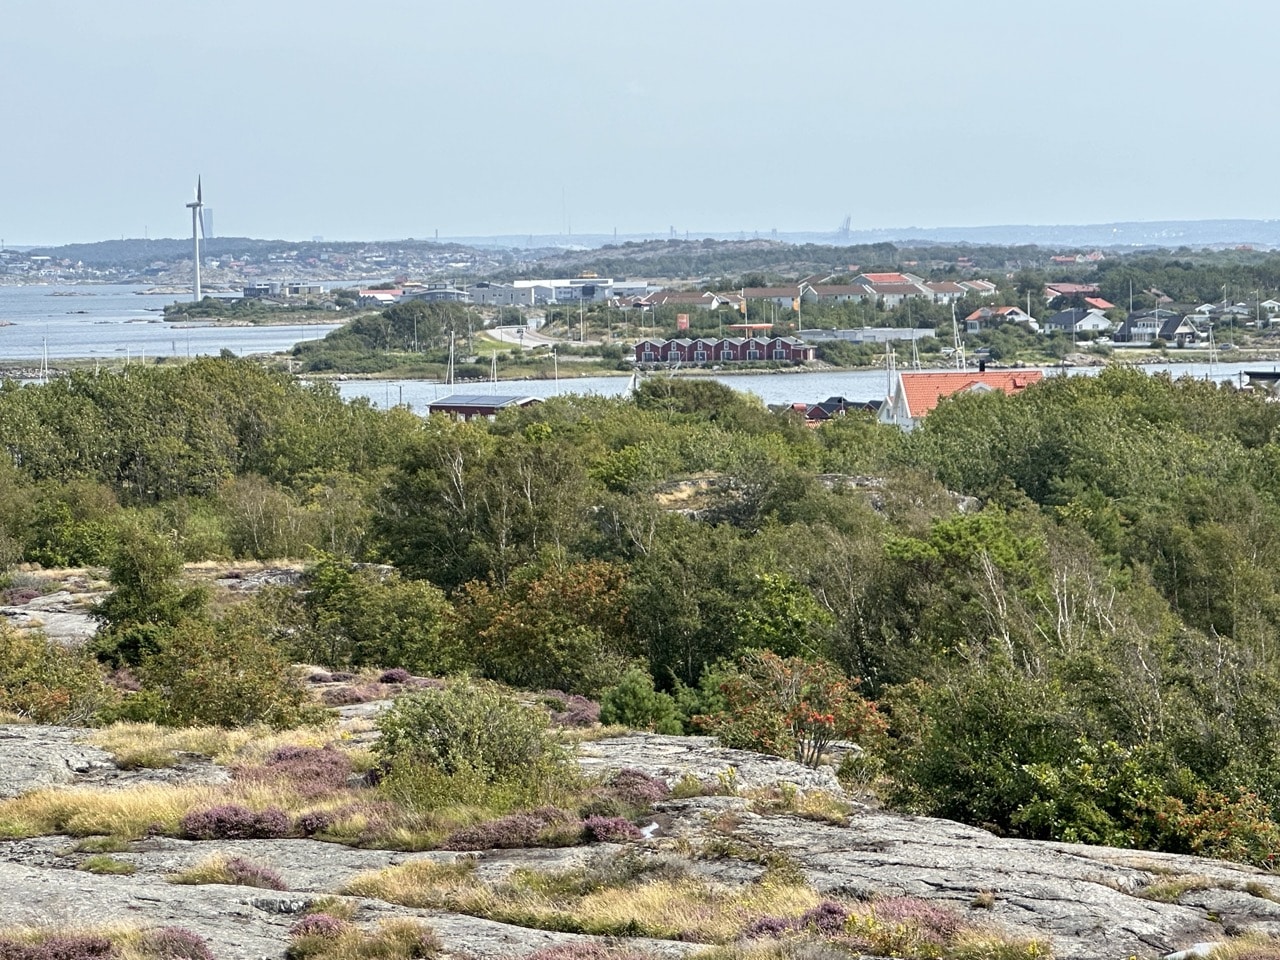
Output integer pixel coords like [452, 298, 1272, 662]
[489, 324, 601, 349]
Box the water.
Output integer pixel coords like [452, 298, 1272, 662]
[336, 361, 1275, 413]
[0, 284, 342, 362]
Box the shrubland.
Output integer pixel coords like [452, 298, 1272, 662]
[8, 359, 1280, 866]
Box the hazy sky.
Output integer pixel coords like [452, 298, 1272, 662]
[3, 0, 1277, 244]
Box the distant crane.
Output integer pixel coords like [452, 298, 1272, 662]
[837, 214, 851, 241]
[185, 177, 206, 302]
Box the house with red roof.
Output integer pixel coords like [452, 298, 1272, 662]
[879, 370, 1045, 430]
[1044, 282, 1101, 301]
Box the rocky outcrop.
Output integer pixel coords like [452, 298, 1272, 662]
[0, 724, 1276, 959]
[0, 725, 116, 797]
[578, 733, 845, 795]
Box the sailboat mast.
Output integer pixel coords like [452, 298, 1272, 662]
[951, 303, 965, 370]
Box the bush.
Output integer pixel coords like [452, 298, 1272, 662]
[0, 624, 116, 725]
[599, 666, 682, 734]
[223, 856, 287, 890]
[133, 609, 315, 729]
[288, 915, 349, 940]
[439, 807, 582, 850]
[700, 651, 884, 767]
[235, 745, 352, 799]
[606, 768, 671, 808]
[374, 681, 574, 799]
[583, 815, 643, 842]
[0, 934, 115, 960]
[542, 690, 601, 728]
[138, 928, 215, 960]
[180, 804, 292, 840]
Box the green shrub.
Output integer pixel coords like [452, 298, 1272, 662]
[700, 651, 885, 768]
[131, 608, 317, 729]
[292, 554, 461, 674]
[0, 624, 116, 725]
[599, 667, 682, 734]
[374, 681, 576, 808]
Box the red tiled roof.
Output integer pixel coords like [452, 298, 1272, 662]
[859, 272, 912, 284]
[1045, 282, 1100, 296]
[899, 371, 1045, 418]
[1084, 297, 1116, 310]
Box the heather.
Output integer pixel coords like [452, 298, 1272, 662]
[6, 358, 1280, 864]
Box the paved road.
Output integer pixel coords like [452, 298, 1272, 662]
[490, 324, 601, 348]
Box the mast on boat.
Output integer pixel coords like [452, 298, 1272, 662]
[951, 303, 966, 371]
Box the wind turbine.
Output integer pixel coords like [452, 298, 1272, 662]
[186, 177, 206, 302]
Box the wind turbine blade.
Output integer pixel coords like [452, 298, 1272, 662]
[199, 209, 206, 239]
[197, 176, 202, 204]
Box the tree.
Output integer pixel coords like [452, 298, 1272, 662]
[294, 554, 460, 674]
[701, 650, 884, 768]
[92, 523, 208, 668]
[456, 558, 634, 696]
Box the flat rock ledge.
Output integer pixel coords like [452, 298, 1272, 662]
[578, 733, 845, 795]
[0, 724, 1278, 960]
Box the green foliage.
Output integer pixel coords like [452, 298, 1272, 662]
[374, 681, 575, 808]
[701, 651, 885, 767]
[91, 523, 209, 669]
[456, 559, 635, 696]
[125, 608, 316, 729]
[292, 554, 460, 674]
[0, 624, 116, 724]
[598, 666, 682, 734]
[733, 572, 835, 658]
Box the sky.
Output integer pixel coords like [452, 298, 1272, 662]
[3, 0, 1278, 245]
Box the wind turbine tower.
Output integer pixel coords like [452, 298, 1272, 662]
[186, 177, 206, 302]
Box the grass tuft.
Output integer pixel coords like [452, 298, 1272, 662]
[78, 854, 136, 876]
[285, 918, 441, 960]
[167, 854, 287, 890]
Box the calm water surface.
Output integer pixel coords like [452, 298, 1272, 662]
[0, 284, 341, 361]
[336, 361, 1274, 412]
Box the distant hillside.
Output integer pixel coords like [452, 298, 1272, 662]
[28, 237, 485, 268]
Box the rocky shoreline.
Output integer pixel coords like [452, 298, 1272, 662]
[0, 722, 1275, 959]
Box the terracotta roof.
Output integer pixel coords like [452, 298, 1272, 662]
[1084, 297, 1116, 310]
[967, 305, 1028, 321]
[899, 370, 1045, 419]
[858, 272, 912, 284]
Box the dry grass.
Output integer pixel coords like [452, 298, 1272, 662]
[1244, 880, 1280, 904]
[557, 724, 630, 745]
[0, 777, 369, 841]
[167, 853, 244, 886]
[948, 930, 1051, 959]
[343, 856, 819, 943]
[288, 918, 441, 960]
[746, 786, 850, 826]
[1138, 874, 1216, 903]
[0, 923, 208, 960]
[167, 853, 285, 890]
[78, 854, 135, 875]
[1190, 935, 1280, 959]
[0, 783, 210, 838]
[89, 721, 336, 768]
